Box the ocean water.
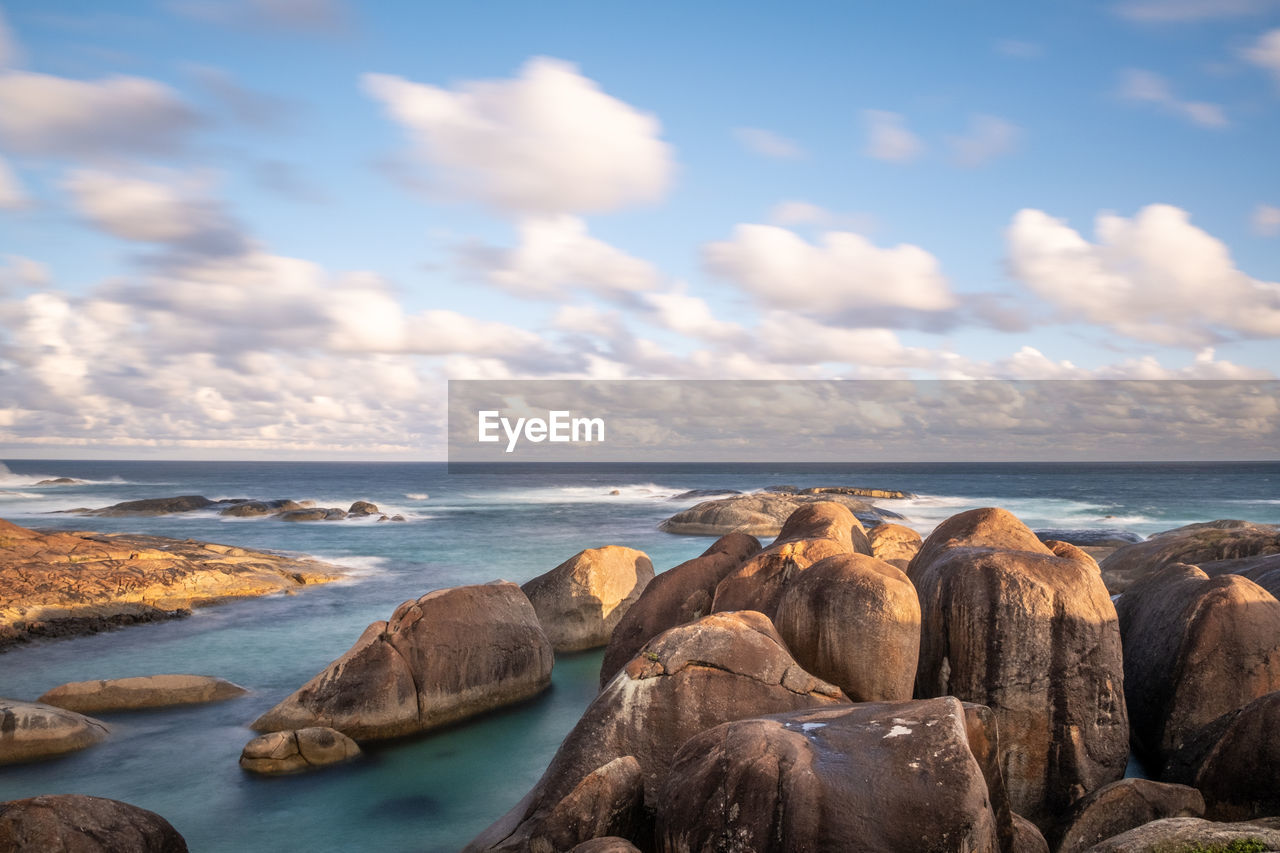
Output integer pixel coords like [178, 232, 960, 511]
[0, 459, 1276, 851]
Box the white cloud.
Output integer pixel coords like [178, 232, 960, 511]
[63, 169, 248, 255]
[1117, 69, 1228, 127]
[0, 7, 21, 68]
[1006, 204, 1280, 346]
[947, 114, 1022, 167]
[1253, 203, 1280, 236]
[362, 57, 674, 215]
[0, 71, 200, 158]
[863, 110, 924, 163]
[1113, 0, 1278, 21]
[464, 215, 660, 299]
[0, 255, 49, 294]
[995, 39, 1043, 59]
[769, 200, 876, 232]
[1243, 29, 1280, 89]
[642, 290, 745, 344]
[0, 154, 25, 208]
[733, 127, 805, 159]
[702, 223, 954, 323]
[754, 314, 932, 367]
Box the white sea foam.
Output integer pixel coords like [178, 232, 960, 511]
[404, 492, 430, 501]
[477, 482, 685, 504]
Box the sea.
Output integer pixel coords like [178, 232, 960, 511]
[0, 459, 1276, 852]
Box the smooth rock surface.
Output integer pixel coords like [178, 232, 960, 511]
[239, 727, 361, 775]
[38, 674, 247, 713]
[521, 546, 654, 652]
[0, 794, 188, 852]
[599, 533, 759, 686]
[658, 491, 898, 537]
[910, 507, 1129, 831]
[773, 552, 920, 701]
[252, 581, 553, 740]
[1054, 778, 1205, 853]
[0, 698, 109, 765]
[868, 521, 923, 566]
[1196, 690, 1280, 821]
[1081, 817, 1280, 852]
[655, 698, 1001, 853]
[1099, 519, 1280, 594]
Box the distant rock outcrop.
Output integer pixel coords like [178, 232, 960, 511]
[0, 794, 188, 852]
[64, 495, 383, 523]
[659, 490, 904, 537]
[521, 546, 654, 652]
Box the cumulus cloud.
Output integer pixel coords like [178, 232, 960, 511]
[642, 290, 746, 344]
[462, 215, 660, 299]
[702, 223, 955, 325]
[0, 71, 200, 158]
[1006, 203, 1280, 346]
[362, 57, 674, 215]
[863, 110, 924, 163]
[0, 154, 25, 208]
[168, 0, 349, 34]
[1113, 0, 1278, 21]
[63, 169, 249, 256]
[947, 114, 1022, 167]
[1243, 29, 1280, 89]
[733, 127, 805, 159]
[1254, 203, 1280, 236]
[1117, 69, 1228, 127]
[769, 200, 876, 232]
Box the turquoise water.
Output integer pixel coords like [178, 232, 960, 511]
[0, 460, 1276, 851]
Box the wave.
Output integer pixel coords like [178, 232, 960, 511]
[475, 482, 685, 504]
[404, 492, 430, 501]
[0, 463, 134, 488]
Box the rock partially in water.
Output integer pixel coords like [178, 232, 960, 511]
[1116, 562, 1280, 777]
[910, 507, 1129, 831]
[34, 478, 83, 486]
[655, 698, 1001, 853]
[239, 727, 361, 775]
[38, 675, 247, 713]
[1053, 778, 1205, 853]
[252, 581, 553, 741]
[78, 495, 222, 516]
[220, 500, 307, 518]
[521, 546, 654, 653]
[347, 501, 379, 516]
[0, 698, 109, 765]
[1099, 519, 1280, 594]
[668, 489, 742, 501]
[0, 794, 188, 852]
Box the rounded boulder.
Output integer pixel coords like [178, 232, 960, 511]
[521, 546, 654, 652]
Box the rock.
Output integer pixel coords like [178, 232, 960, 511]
[668, 489, 742, 501]
[599, 533, 760, 685]
[464, 612, 847, 852]
[79, 495, 218, 516]
[773, 552, 920, 702]
[655, 697, 1001, 853]
[1012, 814, 1050, 853]
[389, 515, 405, 522]
[1099, 520, 1280, 594]
[252, 581, 553, 740]
[521, 546, 655, 652]
[0, 698, 109, 765]
[608, 490, 621, 496]
[1115, 562, 1280, 775]
[239, 727, 361, 775]
[909, 507, 1129, 831]
[347, 501, 379, 516]
[1200, 552, 1280, 599]
[1035, 529, 1145, 548]
[35, 478, 83, 486]
[1080, 817, 1280, 852]
[0, 518, 341, 649]
[868, 521, 923, 566]
[570, 839, 640, 853]
[711, 502, 870, 618]
[37, 675, 247, 713]
[658, 491, 899, 537]
[771, 484, 916, 500]
[278, 508, 346, 522]
[527, 756, 644, 853]
[1054, 779, 1205, 853]
[219, 500, 305, 518]
[1196, 691, 1280, 821]
[0, 794, 188, 852]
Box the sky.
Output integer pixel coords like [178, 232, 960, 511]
[0, 0, 1278, 459]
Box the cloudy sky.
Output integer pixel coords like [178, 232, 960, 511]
[0, 0, 1278, 458]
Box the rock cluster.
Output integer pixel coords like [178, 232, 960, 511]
[68, 495, 388, 522]
[659, 489, 904, 536]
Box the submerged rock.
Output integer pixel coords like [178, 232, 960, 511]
[0, 699, 109, 765]
[252, 581, 553, 740]
[38, 675, 247, 713]
[0, 794, 188, 852]
[239, 727, 361, 775]
[521, 546, 654, 652]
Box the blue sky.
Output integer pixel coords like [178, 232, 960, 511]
[0, 0, 1278, 457]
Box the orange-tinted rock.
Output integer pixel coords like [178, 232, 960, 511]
[528, 757, 644, 853]
[868, 522, 923, 566]
[600, 533, 759, 686]
[521, 546, 654, 652]
[0, 699, 109, 765]
[773, 552, 920, 701]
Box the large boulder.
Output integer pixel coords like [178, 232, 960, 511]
[38, 675, 247, 713]
[599, 533, 759, 686]
[658, 492, 896, 537]
[1115, 562, 1280, 775]
[656, 697, 1002, 853]
[868, 522, 923, 567]
[464, 611, 847, 852]
[521, 546, 654, 652]
[252, 581, 553, 740]
[1200, 552, 1280, 599]
[1080, 817, 1280, 852]
[0, 698, 109, 765]
[0, 794, 187, 852]
[1053, 779, 1205, 853]
[1195, 690, 1280, 821]
[711, 502, 870, 619]
[526, 756, 645, 853]
[909, 508, 1129, 831]
[1099, 520, 1280, 594]
[773, 552, 920, 702]
[239, 727, 361, 775]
